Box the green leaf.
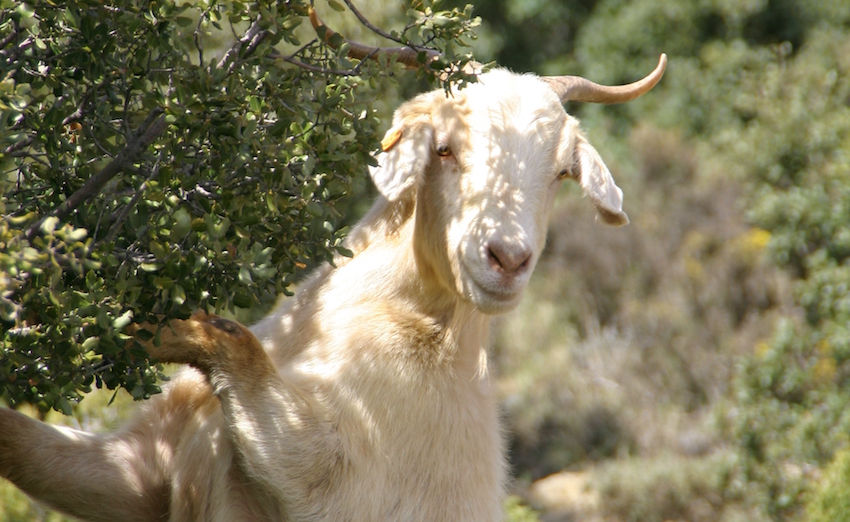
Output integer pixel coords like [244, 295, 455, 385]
[134, 328, 155, 341]
[40, 216, 59, 234]
[154, 276, 174, 290]
[171, 208, 192, 238]
[306, 201, 324, 217]
[140, 263, 162, 272]
[56, 397, 73, 416]
[238, 266, 253, 285]
[66, 227, 88, 242]
[172, 284, 186, 305]
[113, 310, 134, 330]
[149, 240, 168, 260]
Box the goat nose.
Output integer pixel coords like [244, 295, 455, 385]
[487, 240, 532, 274]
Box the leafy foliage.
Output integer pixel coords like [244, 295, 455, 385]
[0, 0, 480, 412]
[725, 28, 850, 521]
[806, 447, 850, 522]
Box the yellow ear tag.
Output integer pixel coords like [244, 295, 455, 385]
[381, 128, 402, 152]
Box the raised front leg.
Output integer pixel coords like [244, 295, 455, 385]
[142, 312, 275, 381]
[143, 312, 345, 514]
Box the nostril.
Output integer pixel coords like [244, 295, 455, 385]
[487, 241, 532, 274]
[487, 246, 501, 268]
[518, 254, 531, 270]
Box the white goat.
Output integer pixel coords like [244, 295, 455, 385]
[0, 53, 665, 521]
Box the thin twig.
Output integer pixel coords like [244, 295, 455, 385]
[289, 38, 319, 61]
[194, 25, 204, 66]
[3, 136, 34, 156]
[341, 0, 408, 47]
[275, 53, 359, 76]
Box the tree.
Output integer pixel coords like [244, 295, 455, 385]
[0, 0, 480, 413]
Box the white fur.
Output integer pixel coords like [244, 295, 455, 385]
[0, 69, 628, 521]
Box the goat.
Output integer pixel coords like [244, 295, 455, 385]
[0, 28, 665, 521]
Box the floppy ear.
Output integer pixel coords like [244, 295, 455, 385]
[370, 118, 433, 202]
[573, 135, 629, 226]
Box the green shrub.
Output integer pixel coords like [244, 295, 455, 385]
[807, 447, 850, 522]
[723, 25, 850, 522]
[592, 452, 750, 522]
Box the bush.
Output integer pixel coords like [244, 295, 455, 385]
[723, 26, 850, 522]
[592, 452, 749, 522]
[807, 447, 850, 522]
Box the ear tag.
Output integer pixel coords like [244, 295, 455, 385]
[381, 128, 403, 152]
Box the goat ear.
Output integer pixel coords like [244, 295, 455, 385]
[370, 122, 433, 202]
[574, 136, 629, 226]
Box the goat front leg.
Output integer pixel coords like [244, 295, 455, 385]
[0, 405, 173, 522]
[143, 312, 343, 510]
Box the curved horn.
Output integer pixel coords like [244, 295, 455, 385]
[309, 8, 441, 68]
[543, 54, 667, 104]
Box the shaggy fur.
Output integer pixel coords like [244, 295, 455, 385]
[0, 70, 629, 521]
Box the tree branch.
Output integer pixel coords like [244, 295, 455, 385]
[25, 111, 167, 241]
[217, 20, 268, 74]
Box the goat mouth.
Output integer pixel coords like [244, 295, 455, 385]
[464, 273, 525, 313]
[459, 254, 529, 312]
[480, 279, 522, 298]
[472, 285, 523, 314]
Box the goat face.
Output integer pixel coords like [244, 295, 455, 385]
[371, 69, 628, 314]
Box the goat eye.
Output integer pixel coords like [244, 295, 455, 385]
[557, 169, 570, 180]
[436, 144, 452, 157]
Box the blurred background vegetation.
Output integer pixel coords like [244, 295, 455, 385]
[3, 0, 850, 521]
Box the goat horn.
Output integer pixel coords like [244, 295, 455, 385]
[543, 54, 667, 104]
[309, 8, 441, 69]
